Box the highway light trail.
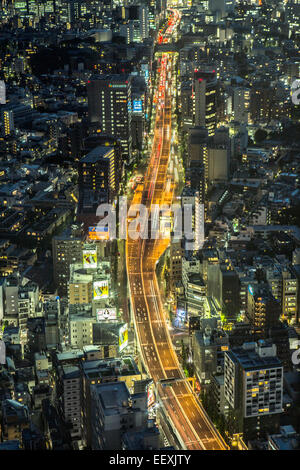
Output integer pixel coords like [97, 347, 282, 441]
[126, 9, 227, 451]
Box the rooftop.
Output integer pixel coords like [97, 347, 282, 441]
[80, 146, 113, 164]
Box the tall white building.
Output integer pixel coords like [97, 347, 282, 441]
[139, 5, 149, 39]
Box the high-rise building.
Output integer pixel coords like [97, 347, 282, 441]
[69, 311, 95, 349]
[169, 240, 183, 295]
[2, 110, 14, 136]
[77, 145, 117, 231]
[1, 277, 19, 325]
[186, 273, 206, 317]
[207, 146, 229, 183]
[52, 225, 83, 297]
[68, 255, 111, 308]
[281, 268, 298, 324]
[67, 0, 82, 23]
[192, 318, 229, 385]
[187, 126, 208, 168]
[249, 82, 291, 123]
[78, 145, 116, 207]
[208, 261, 240, 322]
[181, 82, 193, 129]
[139, 4, 149, 40]
[87, 75, 132, 163]
[233, 87, 250, 124]
[56, 365, 82, 441]
[247, 284, 281, 334]
[292, 248, 300, 265]
[224, 341, 283, 441]
[181, 186, 204, 251]
[187, 125, 229, 188]
[209, 0, 236, 17]
[68, 267, 94, 306]
[194, 69, 217, 136]
[83, 133, 122, 195]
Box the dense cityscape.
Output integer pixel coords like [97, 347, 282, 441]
[0, 0, 299, 454]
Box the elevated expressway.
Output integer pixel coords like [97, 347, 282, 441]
[126, 10, 228, 451]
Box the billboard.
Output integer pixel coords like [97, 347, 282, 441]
[147, 383, 155, 408]
[119, 323, 128, 352]
[89, 226, 110, 241]
[96, 308, 117, 322]
[133, 99, 143, 113]
[93, 280, 109, 300]
[83, 249, 97, 268]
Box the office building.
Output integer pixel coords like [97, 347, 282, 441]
[207, 146, 229, 184]
[224, 341, 283, 441]
[139, 4, 149, 40]
[194, 69, 217, 136]
[69, 309, 95, 349]
[68, 258, 110, 307]
[1, 399, 30, 441]
[192, 318, 229, 385]
[52, 225, 83, 297]
[56, 365, 82, 441]
[87, 75, 132, 162]
[78, 145, 116, 214]
[186, 273, 206, 317]
[181, 186, 204, 251]
[81, 353, 142, 447]
[208, 262, 240, 322]
[83, 133, 123, 196]
[233, 87, 250, 124]
[2, 110, 14, 136]
[281, 268, 298, 324]
[169, 241, 183, 295]
[90, 381, 147, 450]
[247, 284, 281, 334]
[187, 126, 208, 168]
[268, 425, 300, 450]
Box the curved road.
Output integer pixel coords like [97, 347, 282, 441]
[126, 9, 228, 451]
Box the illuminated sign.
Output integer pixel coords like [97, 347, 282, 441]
[248, 285, 254, 296]
[233, 219, 239, 233]
[133, 99, 143, 113]
[89, 226, 109, 241]
[119, 323, 128, 352]
[147, 383, 155, 408]
[176, 309, 186, 320]
[83, 249, 97, 269]
[96, 308, 117, 322]
[93, 280, 109, 300]
[109, 83, 126, 88]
